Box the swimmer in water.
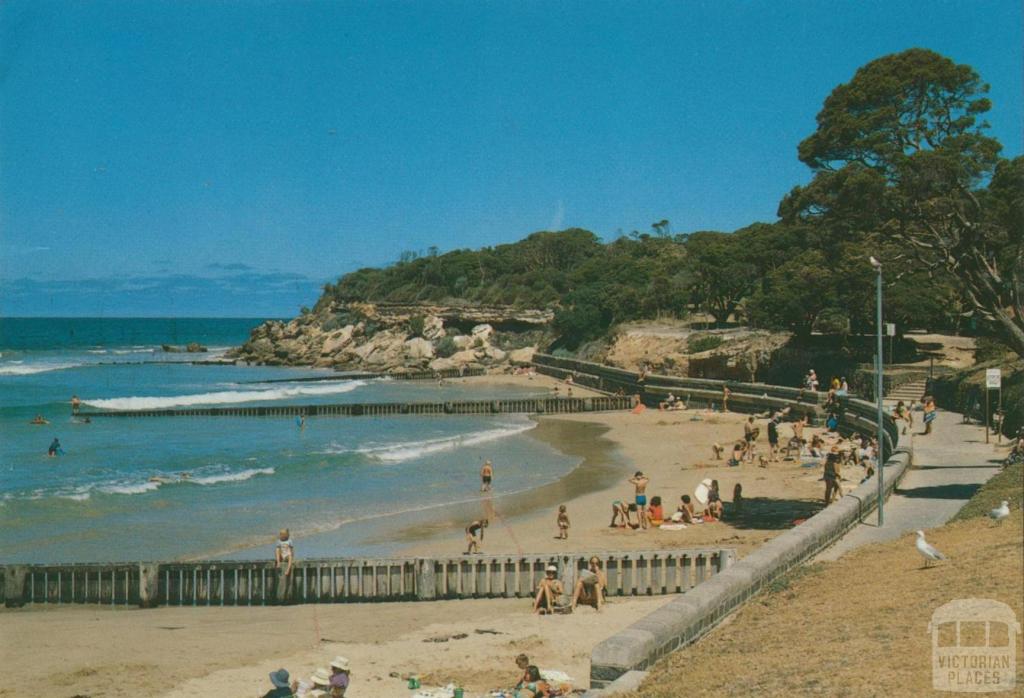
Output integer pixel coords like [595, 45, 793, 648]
[48, 437, 63, 457]
[30, 414, 49, 425]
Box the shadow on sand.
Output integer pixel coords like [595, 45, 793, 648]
[725, 496, 825, 530]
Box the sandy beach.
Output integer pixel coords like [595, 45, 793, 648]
[1, 374, 845, 697]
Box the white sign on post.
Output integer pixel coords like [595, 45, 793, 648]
[986, 368, 1002, 389]
[885, 323, 896, 336]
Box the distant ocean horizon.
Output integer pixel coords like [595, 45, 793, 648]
[0, 316, 581, 564]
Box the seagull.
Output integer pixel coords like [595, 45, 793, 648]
[988, 500, 1010, 524]
[916, 530, 947, 568]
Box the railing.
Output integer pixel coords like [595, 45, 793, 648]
[3, 548, 733, 609]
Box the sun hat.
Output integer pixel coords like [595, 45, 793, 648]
[329, 656, 350, 671]
[311, 668, 332, 686]
[545, 565, 557, 573]
[269, 669, 290, 689]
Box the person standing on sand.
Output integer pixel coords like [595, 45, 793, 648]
[556, 504, 570, 540]
[628, 471, 649, 529]
[722, 385, 731, 412]
[274, 529, 294, 603]
[480, 460, 493, 492]
[767, 416, 780, 462]
[823, 447, 842, 504]
[465, 519, 488, 554]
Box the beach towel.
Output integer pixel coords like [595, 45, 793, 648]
[659, 523, 687, 530]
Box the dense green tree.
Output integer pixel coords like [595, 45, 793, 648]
[783, 48, 1023, 355]
[684, 231, 758, 325]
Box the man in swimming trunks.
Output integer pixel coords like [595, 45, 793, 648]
[628, 471, 649, 529]
[480, 460, 493, 492]
[465, 519, 488, 554]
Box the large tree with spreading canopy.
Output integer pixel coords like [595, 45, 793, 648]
[780, 48, 1023, 355]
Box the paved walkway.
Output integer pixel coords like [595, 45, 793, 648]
[818, 409, 1004, 561]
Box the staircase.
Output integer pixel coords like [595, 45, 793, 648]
[886, 376, 928, 402]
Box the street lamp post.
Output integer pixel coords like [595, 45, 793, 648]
[870, 256, 884, 526]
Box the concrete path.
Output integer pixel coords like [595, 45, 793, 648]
[817, 409, 1004, 561]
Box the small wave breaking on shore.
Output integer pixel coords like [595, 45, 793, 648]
[327, 421, 537, 463]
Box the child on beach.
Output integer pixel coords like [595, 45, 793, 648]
[556, 505, 569, 540]
[465, 519, 488, 554]
[647, 496, 664, 526]
[712, 443, 724, 460]
[729, 442, 744, 467]
[628, 471, 649, 529]
[704, 480, 724, 520]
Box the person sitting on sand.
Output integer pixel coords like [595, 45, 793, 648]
[556, 504, 570, 540]
[30, 414, 49, 425]
[571, 557, 607, 612]
[704, 480, 724, 520]
[729, 442, 744, 467]
[515, 665, 551, 698]
[647, 496, 664, 526]
[328, 656, 351, 697]
[465, 519, 488, 554]
[659, 393, 676, 410]
[712, 442, 724, 460]
[809, 435, 825, 459]
[514, 654, 531, 688]
[676, 494, 696, 523]
[533, 565, 564, 614]
[262, 669, 294, 698]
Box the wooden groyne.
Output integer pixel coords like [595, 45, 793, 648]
[1, 548, 733, 608]
[76, 395, 632, 419]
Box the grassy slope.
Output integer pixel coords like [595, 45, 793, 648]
[625, 463, 1024, 697]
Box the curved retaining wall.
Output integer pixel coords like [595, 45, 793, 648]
[528, 355, 910, 688]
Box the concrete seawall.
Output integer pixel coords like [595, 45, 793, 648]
[1, 548, 732, 609]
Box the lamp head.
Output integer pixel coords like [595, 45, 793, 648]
[869, 256, 881, 270]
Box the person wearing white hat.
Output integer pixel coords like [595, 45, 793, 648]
[309, 668, 332, 691]
[532, 565, 563, 615]
[328, 656, 351, 696]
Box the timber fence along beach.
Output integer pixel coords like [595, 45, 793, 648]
[1, 548, 733, 609]
[74, 395, 633, 419]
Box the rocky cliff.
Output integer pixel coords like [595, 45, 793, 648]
[229, 302, 553, 373]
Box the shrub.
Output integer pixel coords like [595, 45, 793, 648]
[687, 334, 724, 353]
[408, 315, 426, 337]
[435, 336, 458, 358]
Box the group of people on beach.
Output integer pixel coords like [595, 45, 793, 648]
[609, 470, 730, 531]
[260, 656, 351, 697]
[531, 555, 607, 616]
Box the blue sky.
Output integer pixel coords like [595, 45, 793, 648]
[2, 0, 1021, 317]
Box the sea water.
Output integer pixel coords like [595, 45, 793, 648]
[0, 318, 578, 563]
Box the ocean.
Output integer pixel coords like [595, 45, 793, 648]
[0, 318, 581, 563]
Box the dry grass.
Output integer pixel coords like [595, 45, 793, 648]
[625, 512, 1023, 696]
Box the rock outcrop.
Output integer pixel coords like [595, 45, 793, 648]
[230, 302, 551, 373]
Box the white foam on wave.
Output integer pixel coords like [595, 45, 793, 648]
[334, 421, 537, 463]
[99, 480, 162, 495]
[0, 361, 82, 376]
[83, 380, 366, 410]
[189, 467, 274, 485]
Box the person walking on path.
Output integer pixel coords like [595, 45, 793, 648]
[922, 396, 937, 435]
